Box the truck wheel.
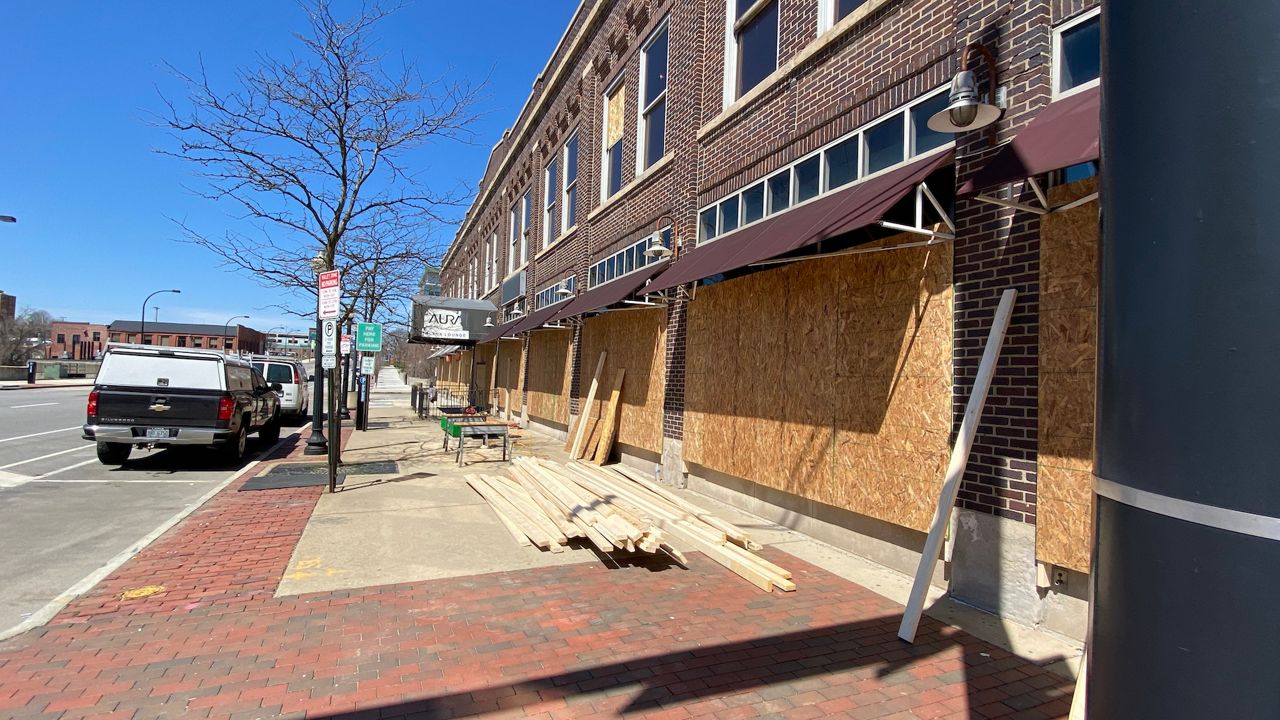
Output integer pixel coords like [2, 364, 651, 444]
[223, 423, 248, 463]
[96, 442, 131, 465]
[259, 411, 281, 444]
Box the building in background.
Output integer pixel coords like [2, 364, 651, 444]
[47, 321, 110, 359]
[0, 291, 16, 321]
[439, 0, 1101, 640]
[106, 320, 267, 355]
[265, 331, 310, 357]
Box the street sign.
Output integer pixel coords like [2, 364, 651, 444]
[356, 322, 383, 352]
[308, 327, 317, 350]
[321, 354, 336, 370]
[361, 356, 375, 375]
[321, 319, 337, 355]
[340, 335, 352, 355]
[318, 270, 341, 320]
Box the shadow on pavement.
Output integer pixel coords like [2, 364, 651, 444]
[313, 612, 1072, 719]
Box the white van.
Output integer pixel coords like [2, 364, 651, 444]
[250, 357, 311, 419]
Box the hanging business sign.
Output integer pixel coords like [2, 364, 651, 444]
[418, 307, 468, 340]
[318, 270, 341, 320]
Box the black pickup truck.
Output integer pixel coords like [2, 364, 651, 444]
[83, 346, 283, 465]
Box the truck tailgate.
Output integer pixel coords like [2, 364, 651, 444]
[93, 386, 223, 428]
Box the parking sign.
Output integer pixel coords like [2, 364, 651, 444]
[318, 270, 341, 320]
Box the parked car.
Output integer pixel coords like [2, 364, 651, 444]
[250, 356, 311, 419]
[83, 345, 282, 465]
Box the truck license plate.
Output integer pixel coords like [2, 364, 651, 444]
[145, 428, 172, 439]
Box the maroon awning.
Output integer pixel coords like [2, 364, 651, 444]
[549, 260, 670, 322]
[509, 298, 572, 334]
[647, 150, 952, 293]
[476, 317, 521, 345]
[958, 85, 1100, 195]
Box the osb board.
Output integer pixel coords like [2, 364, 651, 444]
[490, 339, 524, 412]
[526, 330, 572, 425]
[685, 234, 953, 532]
[578, 308, 666, 454]
[1037, 176, 1099, 573]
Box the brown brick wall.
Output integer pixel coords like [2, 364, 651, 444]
[443, 0, 1093, 525]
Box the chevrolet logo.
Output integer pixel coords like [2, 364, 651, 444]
[149, 403, 170, 412]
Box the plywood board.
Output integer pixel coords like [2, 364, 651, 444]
[578, 308, 666, 454]
[526, 331, 572, 425]
[684, 233, 954, 533]
[1037, 177, 1100, 572]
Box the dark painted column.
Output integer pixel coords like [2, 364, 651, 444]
[1093, 3, 1280, 717]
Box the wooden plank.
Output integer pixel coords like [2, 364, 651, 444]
[506, 466, 584, 538]
[591, 369, 627, 465]
[898, 288, 1017, 643]
[464, 475, 533, 547]
[608, 464, 751, 546]
[569, 352, 607, 455]
[486, 475, 571, 545]
[468, 475, 560, 551]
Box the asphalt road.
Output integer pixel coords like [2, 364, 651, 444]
[0, 385, 308, 635]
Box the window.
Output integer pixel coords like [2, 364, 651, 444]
[545, 157, 559, 242]
[488, 232, 499, 291]
[821, 0, 869, 31]
[177, 336, 187, 347]
[92, 331, 101, 342]
[110, 333, 121, 342]
[508, 206, 519, 274]
[534, 276, 576, 310]
[589, 229, 671, 287]
[639, 20, 669, 170]
[521, 190, 532, 265]
[767, 171, 790, 214]
[603, 81, 626, 198]
[794, 155, 820, 202]
[825, 135, 860, 190]
[730, 0, 778, 99]
[143, 335, 153, 345]
[193, 338, 202, 348]
[742, 182, 765, 224]
[864, 113, 905, 175]
[1054, 10, 1100, 96]
[696, 86, 951, 244]
[563, 133, 580, 229]
[56, 333, 65, 344]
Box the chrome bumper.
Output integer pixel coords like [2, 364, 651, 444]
[82, 425, 232, 446]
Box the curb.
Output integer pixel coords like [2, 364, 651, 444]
[0, 424, 312, 642]
[0, 383, 95, 391]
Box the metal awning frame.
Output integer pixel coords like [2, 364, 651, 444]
[878, 180, 956, 241]
[973, 176, 1099, 215]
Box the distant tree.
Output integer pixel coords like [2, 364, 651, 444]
[0, 309, 53, 365]
[159, 0, 481, 328]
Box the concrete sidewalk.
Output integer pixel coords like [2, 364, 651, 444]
[0, 370, 1079, 719]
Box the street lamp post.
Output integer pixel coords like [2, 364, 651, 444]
[223, 315, 250, 355]
[305, 253, 329, 455]
[141, 289, 181, 344]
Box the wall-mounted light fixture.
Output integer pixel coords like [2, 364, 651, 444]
[484, 315, 494, 328]
[928, 43, 1005, 135]
[646, 213, 676, 259]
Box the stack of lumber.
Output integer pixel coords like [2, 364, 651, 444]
[464, 457, 795, 592]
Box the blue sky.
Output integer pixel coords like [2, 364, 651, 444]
[1, 1, 576, 333]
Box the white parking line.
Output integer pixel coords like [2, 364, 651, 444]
[33, 458, 98, 480]
[0, 426, 80, 444]
[9, 402, 59, 409]
[0, 445, 93, 471]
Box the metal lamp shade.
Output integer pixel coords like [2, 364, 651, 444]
[927, 70, 1001, 132]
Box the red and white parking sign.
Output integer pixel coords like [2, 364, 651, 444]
[318, 270, 341, 319]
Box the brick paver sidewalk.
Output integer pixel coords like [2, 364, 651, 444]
[0, 440, 1074, 720]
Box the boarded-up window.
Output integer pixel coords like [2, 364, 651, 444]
[604, 82, 626, 197]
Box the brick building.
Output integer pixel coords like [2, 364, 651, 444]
[106, 321, 267, 355]
[0, 291, 15, 321]
[439, 0, 1101, 638]
[47, 321, 110, 359]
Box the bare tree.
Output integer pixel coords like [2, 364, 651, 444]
[159, 0, 480, 326]
[0, 309, 53, 365]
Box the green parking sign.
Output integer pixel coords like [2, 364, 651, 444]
[355, 322, 383, 352]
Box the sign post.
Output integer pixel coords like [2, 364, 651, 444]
[316, 269, 341, 489]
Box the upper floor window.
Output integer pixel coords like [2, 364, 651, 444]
[563, 132, 580, 230]
[508, 204, 520, 274]
[534, 276, 576, 310]
[729, 0, 778, 100]
[603, 80, 627, 198]
[638, 20, 669, 171]
[545, 156, 560, 243]
[588, 229, 671, 288]
[698, 86, 951, 243]
[1053, 9, 1100, 97]
[487, 232, 499, 291]
[521, 189, 532, 263]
